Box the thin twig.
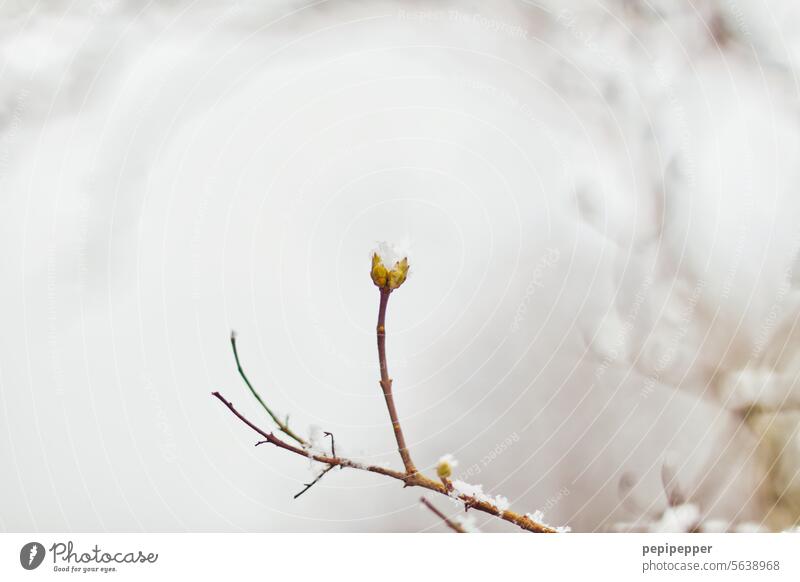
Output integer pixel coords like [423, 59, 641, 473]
[212, 391, 556, 533]
[420, 497, 466, 533]
[293, 466, 335, 499]
[230, 332, 307, 446]
[323, 431, 335, 458]
[376, 289, 416, 475]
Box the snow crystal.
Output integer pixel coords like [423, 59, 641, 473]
[451, 479, 484, 499]
[437, 453, 459, 469]
[525, 510, 570, 533]
[307, 424, 323, 448]
[450, 479, 509, 512]
[374, 241, 409, 267]
[527, 510, 545, 523]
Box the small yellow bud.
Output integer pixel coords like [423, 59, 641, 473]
[388, 257, 409, 289]
[436, 454, 458, 479]
[371, 246, 409, 291]
[371, 253, 388, 288]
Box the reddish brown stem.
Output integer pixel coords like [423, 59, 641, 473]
[213, 391, 404, 478]
[212, 391, 556, 533]
[420, 497, 466, 533]
[293, 465, 334, 499]
[377, 289, 417, 475]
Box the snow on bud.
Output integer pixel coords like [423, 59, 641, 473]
[436, 453, 458, 479]
[371, 242, 409, 291]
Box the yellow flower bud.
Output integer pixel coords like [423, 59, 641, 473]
[371, 253, 388, 288]
[371, 247, 409, 291]
[436, 454, 458, 479]
[388, 257, 409, 290]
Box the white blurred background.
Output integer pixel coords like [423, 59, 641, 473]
[2, 0, 800, 532]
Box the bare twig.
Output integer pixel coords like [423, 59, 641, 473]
[294, 466, 335, 499]
[323, 431, 336, 458]
[230, 332, 306, 446]
[420, 497, 466, 533]
[376, 289, 416, 475]
[212, 391, 556, 533]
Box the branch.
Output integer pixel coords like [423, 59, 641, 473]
[323, 431, 336, 458]
[293, 466, 335, 499]
[376, 289, 416, 474]
[420, 497, 466, 533]
[212, 391, 556, 533]
[291, 431, 339, 498]
[230, 332, 306, 446]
